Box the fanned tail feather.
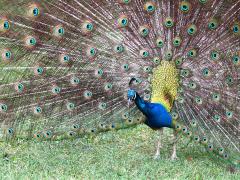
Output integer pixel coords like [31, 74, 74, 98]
[0, 0, 239, 165]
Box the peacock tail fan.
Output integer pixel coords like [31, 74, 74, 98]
[0, 0, 239, 165]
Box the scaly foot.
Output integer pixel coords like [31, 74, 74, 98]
[170, 154, 178, 161]
[154, 154, 160, 160]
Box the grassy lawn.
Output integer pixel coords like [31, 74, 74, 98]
[0, 125, 239, 179]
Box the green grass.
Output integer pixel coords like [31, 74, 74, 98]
[0, 125, 239, 179]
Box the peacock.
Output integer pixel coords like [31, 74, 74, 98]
[0, 0, 239, 166]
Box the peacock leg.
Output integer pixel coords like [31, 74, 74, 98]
[171, 130, 178, 160]
[154, 128, 163, 159]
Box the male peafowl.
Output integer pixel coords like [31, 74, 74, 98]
[0, 0, 239, 165]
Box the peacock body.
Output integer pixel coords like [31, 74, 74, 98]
[0, 0, 239, 164]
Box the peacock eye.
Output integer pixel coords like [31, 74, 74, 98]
[173, 36, 182, 47]
[187, 49, 197, 58]
[187, 131, 192, 137]
[86, 23, 93, 31]
[139, 26, 149, 37]
[111, 124, 115, 129]
[177, 96, 185, 103]
[64, 55, 70, 62]
[153, 57, 160, 65]
[165, 50, 173, 60]
[73, 124, 80, 129]
[180, 1, 190, 13]
[35, 67, 44, 75]
[213, 114, 221, 122]
[8, 128, 14, 134]
[175, 123, 181, 130]
[4, 21, 9, 29]
[144, 2, 156, 13]
[90, 48, 95, 55]
[225, 75, 233, 85]
[121, 0, 131, 4]
[140, 49, 150, 58]
[44, 130, 52, 138]
[68, 131, 76, 137]
[202, 68, 211, 77]
[95, 68, 104, 77]
[104, 83, 113, 91]
[30, 38, 36, 45]
[122, 19, 127, 25]
[202, 137, 208, 142]
[223, 153, 228, 159]
[82, 21, 94, 34]
[52, 86, 61, 94]
[165, 17, 174, 28]
[5, 51, 11, 59]
[177, 87, 184, 93]
[34, 106, 42, 114]
[210, 50, 220, 61]
[182, 127, 188, 133]
[208, 144, 213, 151]
[122, 112, 129, 120]
[0, 19, 11, 32]
[175, 57, 183, 66]
[2, 20, 10, 31]
[25, 36, 37, 48]
[226, 110, 233, 119]
[181, 69, 190, 77]
[147, 5, 154, 12]
[1, 49, 13, 61]
[86, 47, 97, 58]
[232, 23, 239, 34]
[156, 37, 164, 48]
[84, 90, 92, 99]
[98, 102, 107, 110]
[135, 78, 142, 84]
[187, 25, 197, 35]
[67, 102, 75, 111]
[232, 55, 239, 65]
[194, 136, 199, 142]
[208, 18, 219, 30]
[143, 66, 152, 73]
[71, 76, 80, 85]
[53, 25, 65, 38]
[35, 132, 42, 138]
[28, 4, 41, 18]
[212, 93, 220, 102]
[33, 7, 40, 16]
[195, 96, 202, 104]
[122, 64, 129, 71]
[199, 0, 208, 4]
[114, 44, 124, 53]
[117, 15, 129, 28]
[188, 81, 197, 89]
[191, 120, 197, 126]
[59, 54, 70, 64]
[218, 147, 224, 154]
[91, 129, 96, 133]
[171, 112, 178, 119]
[58, 27, 64, 35]
[0, 103, 8, 112]
[144, 93, 151, 100]
[16, 83, 24, 93]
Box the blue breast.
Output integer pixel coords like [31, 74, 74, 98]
[144, 103, 173, 129]
[134, 93, 173, 129]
